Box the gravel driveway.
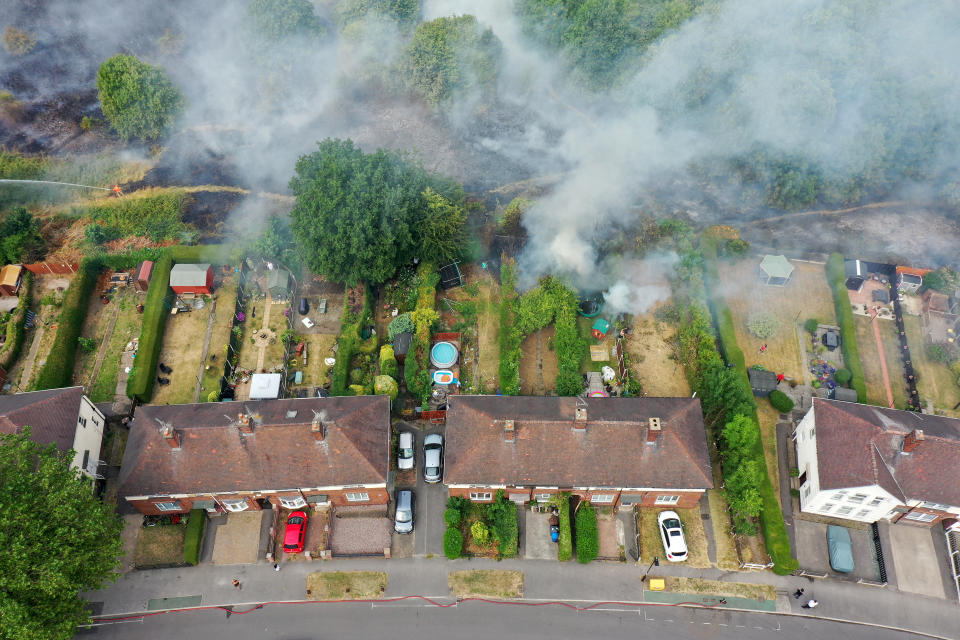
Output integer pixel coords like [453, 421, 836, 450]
[330, 514, 392, 556]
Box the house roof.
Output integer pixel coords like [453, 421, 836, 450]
[267, 268, 289, 291]
[899, 273, 922, 285]
[135, 260, 154, 281]
[759, 255, 794, 280]
[118, 396, 391, 498]
[844, 259, 863, 278]
[896, 266, 931, 278]
[249, 373, 281, 399]
[0, 387, 85, 454]
[0, 264, 22, 288]
[830, 387, 859, 403]
[444, 396, 713, 490]
[591, 318, 611, 333]
[923, 290, 950, 313]
[170, 263, 211, 287]
[811, 398, 960, 506]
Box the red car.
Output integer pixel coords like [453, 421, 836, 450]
[283, 511, 308, 553]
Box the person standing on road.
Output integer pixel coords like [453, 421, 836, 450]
[232, 579, 242, 590]
[274, 563, 281, 571]
[802, 599, 819, 609]
[793, 588, 805, 599]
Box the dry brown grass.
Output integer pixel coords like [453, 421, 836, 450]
[707, 490, 740, 570]
[662, 577, 776, 601]
[518, 326, 558, 395]
[133, 525, 186, 568]
[476, 274, 501, 393]
[305, 571, 387, 600]
[624, 310, 691, 397]
[151, 304, 211, 404]
[905, 315, 960, 416]
[637, 507, 711, 568]
[854, 315, 908, 409]
[449, 570, 524, 599]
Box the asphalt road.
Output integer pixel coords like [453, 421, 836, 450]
[83, 599, 923, 640]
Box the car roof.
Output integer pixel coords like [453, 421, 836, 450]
[397, 490, 412, 507]
[424, 433, 443, 445]
[399, 432, 413, 445]
[658, 510, 680, 523]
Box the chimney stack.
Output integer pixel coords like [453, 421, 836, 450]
[902, 429, 924, 453]
[238, 413, 253, 435]
[162, 426, 181, 449]
[503, 419, 516, 443]
[573, 406, 587, 431]
[647, 417, 661, 444]
[311, 416, 326, 442]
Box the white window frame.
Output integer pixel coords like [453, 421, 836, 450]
[820, 503, 834, 513]
[222, 498, 249, 512]
[921, 501, 952, 511]
[803, 486, 811, 498]
[848, 493, 868, 504]
[78, 416, 87, 428]
[836, 505, 854, 516]
[855, 509, 870, 518]
[155, 501, 181, 512]
[469, 492, 492, 501]
[534, 493, 553, 501]
[654, 495, 680, 505]
[345, 492, 369, 502]
[279, 496, 307, 509]
[831, 491, 847, 500]
[591, 494, 615, 504]
[869, 497, 884, 507]
[904, 511, 937, 522]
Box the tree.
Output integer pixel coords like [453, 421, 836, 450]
[289, 139, 462, 285]
[96, 54, 184, 142]
[500, 197, 530, 235]
[0, 429, 124, 640]
[245, 0, 325, 46]
[334, 0, 421, 29]
[561, 0, 636, 89]
[401, 15, 502, 107]
[252, 215, 299, 271]
[720, 414, 759, 467]
[0, 206, 45, 264]
[2, 27, 36, 56]
[417, 188, 467, 265]
[804, 317, 820, 335]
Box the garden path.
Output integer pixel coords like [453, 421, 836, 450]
[17, 324, 44, 389]
[87, 300, 121, 390]
[193, 299, 217, 402]
[254, 293, 274, 371]
[870, 310, 895, 408]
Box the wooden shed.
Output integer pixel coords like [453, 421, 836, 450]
[0, 265, 23, 297]
[134, 261, 154, 292]
[170, 263, 214, 295]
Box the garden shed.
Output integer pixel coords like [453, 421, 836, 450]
[249, 373, 282, 400]
[0, 265, 23, 297]
[134, 260, 153, 292]
[748, 368, 779, 397]
[170, 263, 214, 295]
[393, 331, 413, 364]
[268, 268, 291, 301]
[759, 255, 794, 286]
[829, 387, 859, 402]
[591, 318, 611, 339]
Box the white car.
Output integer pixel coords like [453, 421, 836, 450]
[423, 433, 443, 483]
[397, 432, 414, 470]
[658, 510, 688, 562]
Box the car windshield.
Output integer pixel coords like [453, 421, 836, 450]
[400, 448, 413, 458]
[397, 509, 412, 523]
[664, 518, 681, 529]
[669, 530, 682, 537]
[288, 516, 304, 525]
[426, 466, 438, 476]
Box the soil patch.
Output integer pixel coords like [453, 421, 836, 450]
[518, 327, 557, 395]
[134, 525, 186, 568]
[306, 571, 387, 600]
[449, 570, 523, 599]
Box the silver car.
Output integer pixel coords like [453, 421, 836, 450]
[394, 490, 414, 534]
[398, 432, 414, 470]
[423, 433, 443, 483]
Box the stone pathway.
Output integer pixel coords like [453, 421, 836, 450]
[17, 324, 44, 389]
[870, 310, 895, 408]
[698, 493, 718, 565]
[87, 299, 122, 390]
[255, 294, 274, 372]
[193, 299, 217, 402]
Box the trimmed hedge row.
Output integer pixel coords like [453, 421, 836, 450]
[33, 260, 101, 390]
[183, 509, 206, 566]
[444, 527, 463, 559]
[769, 389, 795, 413]
[0, 271, 33, 370]
[574, 505, 598, 564]
[498, 259, 520, 395]
[126, 253, 173, 401]
[553, 493, 572, 562]
[825, 253, 866, 402]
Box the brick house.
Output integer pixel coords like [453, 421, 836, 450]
[795, 398, 960, 526]
[118, 396, 390, 515]
[443, 396, 713, 510]
[0, 387, 106, 480]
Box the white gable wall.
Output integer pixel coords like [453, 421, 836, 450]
[70, 395, 106, 478]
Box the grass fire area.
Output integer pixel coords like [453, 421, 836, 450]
[305, 571, 387, 600]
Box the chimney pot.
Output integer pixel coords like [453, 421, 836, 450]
[162, 426, 181, 449]
[902, 429, 924, 453]
[311, 420, 325, 442]
[647, 417, 662, 444]
[238, 412, 253, 434]
[574, 406, 587, 430]
[503, 419, 516, 443]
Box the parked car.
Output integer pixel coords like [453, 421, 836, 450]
[394, 490, 414, 534]
[827, 525, 855, 573]
[299, 297, 309, 315]
[398, 431, 414, 470]
[283, 510, 308, 554]
[658, 510, 688, 562]
[423, 433, 443, 483]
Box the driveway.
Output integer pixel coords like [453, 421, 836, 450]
[525, 511, 558, 560]
[794, 519, 882, 581]
[412, 423, 447, 558]
[329, 506, 391, 556]
[887, 523, 947, 599]
[210, 511, 267, 565]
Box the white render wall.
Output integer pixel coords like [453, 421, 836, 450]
[70, 395, 105, 477]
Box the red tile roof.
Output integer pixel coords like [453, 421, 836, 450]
[812, 398, 960, 506]
[444, 396, 712, 489]
[0, 387, 85, 454]
[118, 396, 390, 498]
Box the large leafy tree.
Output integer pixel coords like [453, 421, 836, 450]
[0, 206, 45, 264]
[0, 429, 124, 640]
[289, 139, 465, 285]
[96, 54, 183, 142]
[333, 0, 421, 29]
[245, 0, 325, 48]
[418, 188, 467, 265]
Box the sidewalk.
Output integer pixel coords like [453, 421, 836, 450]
[86, 556, 959, 638]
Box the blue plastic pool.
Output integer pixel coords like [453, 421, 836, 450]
[430, 341, 458, 368]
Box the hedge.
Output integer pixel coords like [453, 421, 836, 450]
[826, 253, 866, 402]
[183, 509, 206, 566]
[332, 286, 368, 396]
[443, 508, 461, 527]
[574, 505, 598, 564]
[126, 253, 173, 401]
[443, 527, 463, 559]
[0, 271, 32, 370]
[553, 493, 572, 562]
[769, 389, 795, 413]
[33, 260, 101, 390]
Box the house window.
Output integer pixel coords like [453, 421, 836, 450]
[848, 493, 868, 504]
[654, 495, 680, 505]
[279, 496, 307, 509]
[836, 506, 854, 516]
[855, 509, 870, 518]
[904, 511, 937, 522]
[534, 493, 553, 501]
[81, 450, 90, 472]
[869, 497, 884, 507]
[921, 501, 952, 511]
[831, 492, 847, 501]
[591, 494, 615, 504]
[155, 501, 181, 511]
[803, 486, 811, 498]
[470, 492, 492, 501]
[809, 428, 815, 439]
[345, 492, 369, 502]
[820, 503, 834, 513]
[222, 499, 249, 512]
[78, 416, 87, 428]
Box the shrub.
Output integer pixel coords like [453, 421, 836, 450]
[97, 54, 184, 142]
[443, 508, 461, 527]
[77, 337, 97, 353]
[373, 374, 398, 401]
[471, 521, 491, 547]
[126, 253, 173, 401]
[574, 506, 599, 564]
[747, 311, 781, 339]
[553, 493, 572, 562]
[769, 390, 794, 413]
[443, 527, 463, 559]
[2, 27, 37, 56]
[487, 489, 518, 558]
[183, 510, 206, 566]
[348, 384, 367, 395]
[826, 253, 865, 402]
[834, 368, 852, 384]
[80, 116, 100, 132]
[207, 390, 220, 402]
[33, 260, 101, 390]
[804, 317, 820, 334]
[0, 271, 32, 370]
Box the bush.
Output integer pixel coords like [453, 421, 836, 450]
[487, 489, 518, 558]
[443, 527, 462, 559]
[834, 368, 852, 384]
[443, 508, 461, 527]
[2, 27, 37, 56]
[33, 260, 101, 390]
[126, 253, 173, 401]
[553, 493, 572, 562]
[769, 390, 794, 413]
[0, 271, 32, 370]
[183, 510, 206, 566]
[826, 254, 865, 402]
[207, 390, 220, 402]
[471, 521, 491, 547]
[804, 317, 820, 334]
[574, 506, 598, 564]
[97, 54, 184, 142]
[77, 337, 97, 353]
[373, 375, 398, 401]
[747, 311, 781, 339]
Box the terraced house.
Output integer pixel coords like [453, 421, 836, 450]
[443, 396, 713, 509]
[795, 398, 960, 527]
[118, 396, 390, 515]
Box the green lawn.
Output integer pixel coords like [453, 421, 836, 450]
[200, 276, 239, 400]
[89, 292, 142, 402]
